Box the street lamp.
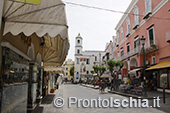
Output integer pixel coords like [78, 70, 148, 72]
[141, 36, 147, 96]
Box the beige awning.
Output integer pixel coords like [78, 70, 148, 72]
[3, 0, 68, 39]
[128, 68, 142, 74]
[44, 67, 64, 73]
[2, 0, 69, 67]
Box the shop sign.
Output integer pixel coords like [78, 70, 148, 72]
[12, 0, 41, 5]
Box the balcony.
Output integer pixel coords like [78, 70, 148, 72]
[133, 23, 139, 30]
[126, 32, 130, 38]
[143, 7, 152, 19]
[114, 46, 141, 61]
[116, 42, 119, 47]
[141, 41, 159, 54]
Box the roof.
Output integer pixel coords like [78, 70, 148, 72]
[115, 0, 137, 30]
[76, 33, 82, 39]
[146, 61, 170, 71]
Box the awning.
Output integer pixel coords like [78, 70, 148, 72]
[93, 73, 98, 76]
[146, 61, 170, 71]
[44, 67, 63, 73]
[3, 0, 68, 39]
[128, 68, 142, 74]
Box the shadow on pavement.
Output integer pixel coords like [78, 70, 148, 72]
[41, 94, 55, 104]
[27, 105, 44, 113]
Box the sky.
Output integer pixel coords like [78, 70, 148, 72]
[64, 0, 132, 60]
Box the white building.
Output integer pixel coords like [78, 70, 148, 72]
[74, 33, 105, 82]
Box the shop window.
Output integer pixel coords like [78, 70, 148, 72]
[2, 48, 29, 83]
[160, 69, 168, 88]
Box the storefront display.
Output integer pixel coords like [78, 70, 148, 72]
[2, 47, 29, 84]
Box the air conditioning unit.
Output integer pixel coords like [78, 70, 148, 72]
[166, 31, 170, 43]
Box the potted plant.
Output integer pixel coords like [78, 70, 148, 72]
[50, 88, 55, 93]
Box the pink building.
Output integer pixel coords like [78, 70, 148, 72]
[113, 0, 170, 90]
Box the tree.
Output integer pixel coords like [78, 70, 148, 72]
[98, 66, 106, 76]
[107, 59, 116, 77]
[107, 59, 124, 91]
[90, 70, 95, 74]
[115, 60, 124, 71]
[70, 66, 74, 76]
[93, 65, 106, 78]
[93, 65, 99, 74]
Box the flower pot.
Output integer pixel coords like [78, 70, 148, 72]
[50, 89, 55, 93]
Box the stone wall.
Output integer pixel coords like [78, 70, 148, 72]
[1, 82, 28, 113]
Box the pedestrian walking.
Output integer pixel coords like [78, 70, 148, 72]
[99, 80, 105, 93]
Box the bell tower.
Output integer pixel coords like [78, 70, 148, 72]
[75, 33, 83, 55]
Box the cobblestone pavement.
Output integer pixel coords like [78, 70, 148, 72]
[38, 84, 166, 113]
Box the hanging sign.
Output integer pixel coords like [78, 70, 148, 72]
[13, 0, 41, 5]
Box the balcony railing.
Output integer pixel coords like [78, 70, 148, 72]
[113, 41, 159, 61]
[126, 30, 131, 37]
[114, 46, 141, 61]
[133, 22, 139, 30]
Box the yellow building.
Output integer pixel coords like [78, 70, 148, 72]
[63, 59, 74, 81]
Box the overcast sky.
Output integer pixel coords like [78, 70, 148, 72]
[64, 0, 132, 60]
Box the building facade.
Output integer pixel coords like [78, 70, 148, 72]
[74, 33, 105, 82]
[63, 59, 74, 81]
[113, 0, 170, 90]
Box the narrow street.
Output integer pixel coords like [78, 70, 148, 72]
[37, 84, 165, 113]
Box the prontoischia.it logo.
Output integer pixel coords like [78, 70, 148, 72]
[54, 96, 160, 108]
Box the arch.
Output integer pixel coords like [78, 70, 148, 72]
[130, 58, 138, 67]
[77, 39, 80, 44]
[36, 53, 42, 66]
[27, 43, 34, 60]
